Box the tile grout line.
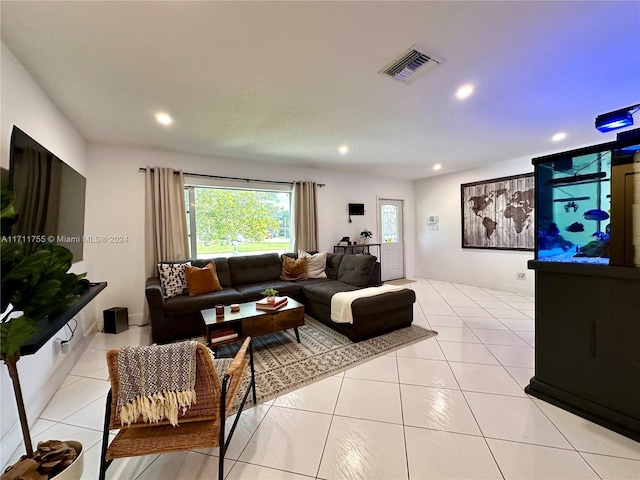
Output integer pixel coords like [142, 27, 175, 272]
[313, 369, 346, 479]
[436, 289, 507, 477]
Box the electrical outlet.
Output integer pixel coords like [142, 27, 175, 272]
[53, 338, 63, 354]
[516, 272, 526, 280]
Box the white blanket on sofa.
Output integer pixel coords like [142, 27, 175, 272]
[331, 284, 407, 324]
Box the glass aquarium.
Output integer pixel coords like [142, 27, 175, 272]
[533, 132, 640, 265]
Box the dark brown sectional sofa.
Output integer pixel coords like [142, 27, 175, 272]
[145, 252, 415, 344]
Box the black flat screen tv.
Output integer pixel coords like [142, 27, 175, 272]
[8, 126, 86, 263]
[348, 203, 365, 215]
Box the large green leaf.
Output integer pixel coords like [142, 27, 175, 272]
[0, 315, 36, 357]
[1, 190, 18, 237]
[0, 202, 16, 222]
[1, 241, 23, 262]
[3, 250, 50, 283]
[40, 244, 73, 276]
[23, 279, 62, 309]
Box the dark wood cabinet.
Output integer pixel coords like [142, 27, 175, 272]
[526, 261, 640, 441]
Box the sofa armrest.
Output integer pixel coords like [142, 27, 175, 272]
[145, 277, 166, 322]
[368, 262, 382, 286]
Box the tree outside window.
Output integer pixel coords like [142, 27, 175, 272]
[185, 186, 291, 258]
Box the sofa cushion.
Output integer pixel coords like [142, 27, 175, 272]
[293, 278, 333, 288]
[158, 261, 191, 298]
[192, 258, 232, 288]
[302, 280, 361, 306]
[325, 253, 343, 280]
[185, 262, 222, 296]
[336, 255, 377, 287]
[228, 253, 283, 286]
[164, 289, 243, 316]
[298, 250, 327, 278]
[280, 256, 308, 281]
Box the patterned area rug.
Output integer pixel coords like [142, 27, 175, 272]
[216, 315, 437, 409]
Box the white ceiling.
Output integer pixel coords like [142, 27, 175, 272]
[1, 1, 639, 180]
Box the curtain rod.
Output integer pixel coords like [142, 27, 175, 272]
[139, 168, 325, 187]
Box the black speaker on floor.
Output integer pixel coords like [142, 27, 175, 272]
[103, 307, 129, 334]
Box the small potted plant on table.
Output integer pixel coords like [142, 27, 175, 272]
[360, 229, 373, 244]
[261, 288, 279, 304]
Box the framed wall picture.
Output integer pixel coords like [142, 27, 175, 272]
[461, 173, 535, 250]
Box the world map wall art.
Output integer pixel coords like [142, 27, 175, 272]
[461, 173, 535, 251]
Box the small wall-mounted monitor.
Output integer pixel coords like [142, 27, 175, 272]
[348, 203, 365, 215]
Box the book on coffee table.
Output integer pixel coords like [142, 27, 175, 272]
[210, 327, 239, 344]
[256, 296, 288, 311]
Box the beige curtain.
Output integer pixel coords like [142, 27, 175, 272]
[144, 167, 190, 278]
[293, 181, 318, 252]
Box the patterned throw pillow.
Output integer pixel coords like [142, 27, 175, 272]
[298, 250, 327, 279]
[158, 262, 191, 299]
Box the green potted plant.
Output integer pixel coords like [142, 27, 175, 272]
[360, 229, 373, 244]
[260, 288, 279, 303]
[1, 190, 85, 477]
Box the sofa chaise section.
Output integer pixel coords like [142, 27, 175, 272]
[304, 288, 416, 341]
[301, 254, 416, 341]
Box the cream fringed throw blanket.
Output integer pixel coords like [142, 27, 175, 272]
[116, 341, 198, 427]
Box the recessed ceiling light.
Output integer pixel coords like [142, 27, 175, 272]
[455, 84, 474, 100]
[155, 112, 173, 126]
[551, 132, 567, 142]
[338, 145, 349, 155]
[433, 164, 442, 171]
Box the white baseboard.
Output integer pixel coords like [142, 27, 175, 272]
[84, 320, 98, 337]
[421, 272, 534, 296]
[128, 312, 146, 326]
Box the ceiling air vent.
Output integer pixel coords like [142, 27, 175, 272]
[379, 45, 441, 84]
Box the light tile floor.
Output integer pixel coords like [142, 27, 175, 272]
[6, 279, 640, 479]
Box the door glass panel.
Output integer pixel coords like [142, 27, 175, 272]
[381, 204, 398, 242]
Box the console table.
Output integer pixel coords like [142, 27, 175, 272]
[334, 243, 381, 258]
[20, 282, 107, 355]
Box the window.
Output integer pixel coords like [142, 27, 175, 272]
[381, 204, 399, 243]
[185, 186, 291, 258]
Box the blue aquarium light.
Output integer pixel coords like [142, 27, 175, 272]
[595, 104, 639, 133]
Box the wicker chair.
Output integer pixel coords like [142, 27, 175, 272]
[98, 338, 256, 480]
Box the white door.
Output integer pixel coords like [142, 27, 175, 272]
[379, 199, 404, 281]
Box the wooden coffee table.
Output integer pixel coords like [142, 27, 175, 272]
[201, 297, 305, 348]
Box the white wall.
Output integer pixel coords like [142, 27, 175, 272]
[414, 157, 535, 295]
[0, 43, 95, 468]
[85, 144, 416, 325]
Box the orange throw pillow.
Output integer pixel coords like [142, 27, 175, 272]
[280, 256, 308, 281]
[184, 262, 223, 297]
